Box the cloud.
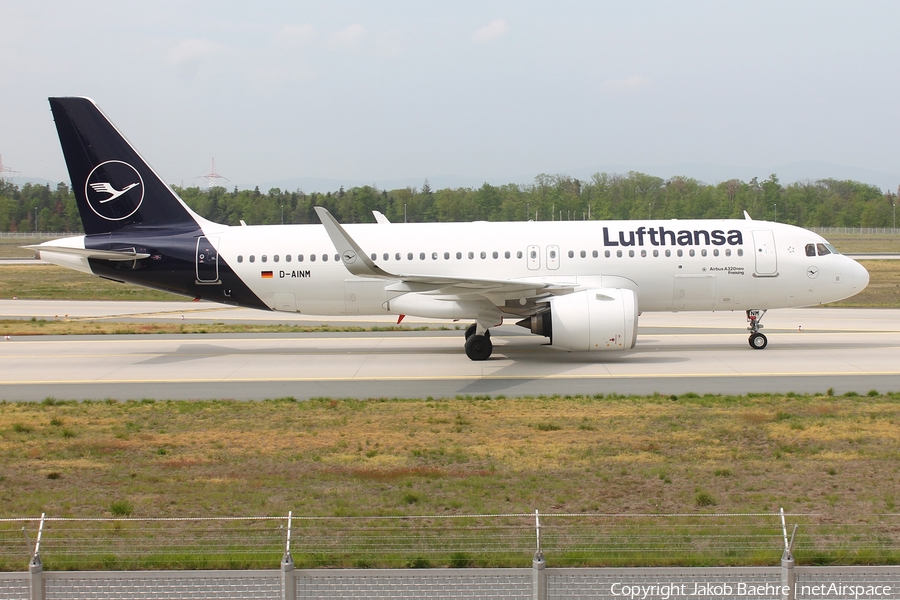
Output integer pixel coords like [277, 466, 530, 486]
[328, 24, 366, 50]
[472, 19, 509, 45]
[168, 38, 224, 65]
[273, 24, 316, 49]
[601, 75, 652, 91]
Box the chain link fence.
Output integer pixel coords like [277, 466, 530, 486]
[3, 512, 900, 571]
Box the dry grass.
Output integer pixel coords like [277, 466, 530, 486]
[2, 394, 899, 518]
[2, 393, 900, 569]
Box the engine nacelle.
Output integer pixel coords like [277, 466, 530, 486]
[516, 288, 638, 351]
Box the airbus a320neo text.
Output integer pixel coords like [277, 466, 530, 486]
[31, 98, 869, 360]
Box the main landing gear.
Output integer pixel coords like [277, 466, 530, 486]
[747, 309, 768, 350]
[464, 323, 492, 361]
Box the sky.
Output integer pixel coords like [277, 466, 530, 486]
[2, 1, 899, 191]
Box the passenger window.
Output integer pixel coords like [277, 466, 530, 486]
[468, 251, 474, 259]
[530, 250, 537, 259]
[492, 251, 498, 259]
[517, 251, 523, 259]
[689, 249, 695, 257]
[592, 250, 598, 258]
[653, 249, 659, 257]
[701, 249, 707, 257]
[480, 251, 486, 259]
[371, 253, 376, 260]
[444, 252, 450, 260]
[629, 250, 635, 258]
[457, 252, 462, 259]
[817, 243, 830, 256]
[322, 254, 328, 262]
[713, 249, 719, 257]
[419, 252, 425, 260]
[580, 250, 586, 258]
[273, 255, 279, 262]
[641, 249, 647, 257]
[677, 249, 683, 257]
[605, 250, 610, 258]
[568, 250, 574, 258]
[725, 249, 731, 257]
[298, 254, 304, 262]
[616, 250, 622, 258]
[407, 253, 413, 260]
[261, 255, 267, 263]
[806, 244, 817, 257]
[250, 255, 255, 263]
[505, 251, 510, 259]
[665, 250, 671, 257]
[737, 249, 743, 257]
[383, 253, 389, 260]
[396, 253, 401, 260]
[237, 255, 243, 263]
[285, 255, 291, 263]
[549, 250, 557, 259]
[310, 254, 316, 262]
[334, 254, 339, 261]
[432, 252, 438, 260]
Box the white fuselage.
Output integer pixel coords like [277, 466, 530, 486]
[186, 218, 867, 319]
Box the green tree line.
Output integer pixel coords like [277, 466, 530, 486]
[1, 173, 897, 233]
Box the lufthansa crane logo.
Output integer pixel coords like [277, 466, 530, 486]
[342, 250, 357, 264]
[84, 160, 144, 221]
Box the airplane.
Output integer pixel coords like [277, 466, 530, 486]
[29, 97, 870, 361]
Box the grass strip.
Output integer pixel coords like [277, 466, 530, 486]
[1, 393, 899, 569]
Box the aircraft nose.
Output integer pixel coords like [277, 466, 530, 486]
[852, 259, 869, 291]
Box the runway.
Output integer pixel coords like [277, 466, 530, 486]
[1, 300, 899, 400]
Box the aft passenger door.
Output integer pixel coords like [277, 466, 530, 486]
[196, 236, 220, 284]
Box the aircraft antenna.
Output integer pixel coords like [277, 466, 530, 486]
[197, 158, 229, 189]
[0, 155, 21, 179]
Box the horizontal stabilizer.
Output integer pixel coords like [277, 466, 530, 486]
[24, 245, 151, 262]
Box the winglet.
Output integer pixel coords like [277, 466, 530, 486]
[314, 206, 394, 279]
[373, 210, 391, 224]
[743, 210, 753, 220]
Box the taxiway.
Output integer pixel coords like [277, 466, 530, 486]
[1, 301, 898, 400]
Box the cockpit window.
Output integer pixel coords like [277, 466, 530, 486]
[805, 244, 816, 257]
[817, 243, 830, 256]
[824, 243, 839, 255]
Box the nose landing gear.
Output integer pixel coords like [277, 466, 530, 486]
[747, 309, 768, 349]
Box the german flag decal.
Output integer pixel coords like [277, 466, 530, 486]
[261, 271, 273, 278]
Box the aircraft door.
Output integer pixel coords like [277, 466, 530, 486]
[527, 245, 540, 270]
[196, 236, 219, 283]
[752, 230, 778, 275]
[547, 245, 560, 270]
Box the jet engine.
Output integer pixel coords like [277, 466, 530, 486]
[516, 288, 638, 351]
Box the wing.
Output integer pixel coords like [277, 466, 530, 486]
[314, 207, 575, 305]
[90, 182, 116, 195]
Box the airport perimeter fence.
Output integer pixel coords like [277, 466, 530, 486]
[3, 511, 900, 572]
[810, 227, 899, 235]
[4, 511, 900, 600]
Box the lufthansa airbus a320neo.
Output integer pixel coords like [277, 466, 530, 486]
[30, 97, 869, 360]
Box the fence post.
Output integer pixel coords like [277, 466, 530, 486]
[282, 511, 296, 600]
[29, 554, 44, 600]
[779, 509, 796, 600]
[532, 510, 547, 600]
[28, 513, 45, 600]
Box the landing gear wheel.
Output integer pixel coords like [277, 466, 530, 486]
[464, 323, 490, 340]
[465, 334, 493, 361]
[749, 333, 768, 350]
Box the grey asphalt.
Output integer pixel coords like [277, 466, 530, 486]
[1, 301, 898, 400]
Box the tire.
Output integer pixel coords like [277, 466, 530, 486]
[465, 334, 493, 360]
[464, 323, 489, 340]
[749, 333, 768, 350]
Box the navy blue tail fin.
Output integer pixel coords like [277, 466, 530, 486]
[49, 97, 201, 236]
